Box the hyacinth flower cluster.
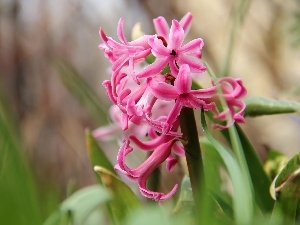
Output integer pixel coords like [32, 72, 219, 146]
[95, 12, 247, 201]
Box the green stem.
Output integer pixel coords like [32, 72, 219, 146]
[179, 107, 204, 214]
[221, 0, 251, 77]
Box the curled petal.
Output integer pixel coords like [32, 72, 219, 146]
[117, 18, 127, 44]
[129, 134, 168, 150]
[218, 77, 247, 100]
[99, 28, 110, 46]
[102, 80, 117, 104]
[139, 184, 178, 201]
[134, 139, 178, 201]
[116, 140, 137, 176]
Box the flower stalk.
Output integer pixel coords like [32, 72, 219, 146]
[179, 107, 204, 212]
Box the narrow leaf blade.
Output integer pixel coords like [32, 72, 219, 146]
[86, 129, 116, 176]
[221, 125, 274, 212]
[201, 110, 253, 225]
[245, 96, 300, 117]
[94, 166, 141, 222]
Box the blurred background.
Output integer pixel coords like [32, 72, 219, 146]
[0, 0, 300, 222]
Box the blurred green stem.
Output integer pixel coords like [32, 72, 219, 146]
[221, 0, 251, 76]
[179, 107, 204, 216]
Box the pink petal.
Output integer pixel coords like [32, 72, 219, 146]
[147, 77, 178, 100]
[136, 57, 169, 79]
[102, 80, 117, 104]
[117, 140, 138, 176]
[139, 184, 178, 201]
[179, 12, 193, 34]
[117, 18, 127, 44]
[177, 54, 206, 73]
[172, 142, 185, 156]
[111, 54, 128, 72]
[149, 36, 170, 57]
[164, 100, 183, 134]
[166, 155, 178, 172]
[179, 38, 204, 54]
[168, 20, 184, 50]
[121, 113, 129, 130]
[92, 124, 120, 141]
[99, 28, 109, 46]
[130, 35, 152, 48]
[129, 134, 168, 150]
[183, 95, 205, 108]
[153, 16, 170, 40]
[134, 139, 178, 201]
[169, 59, 179, 76]
[190, 86, 217, 98]
[174, 64, 191, 94]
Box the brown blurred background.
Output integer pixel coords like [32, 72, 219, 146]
[1, 0, 300, 199]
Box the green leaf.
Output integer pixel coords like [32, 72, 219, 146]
[200, 139, 233, 218]
[221, 125, 274, 213]
[44, 185, 110, 225]
[0, 89, 42, 225]
[270, 154, 300, 224]
[56, 62, 108, 125]
[244, 96, 300, 117]
[124, 205, 187, 225]
[201, 110, 253, 225]
[172, 175, 195, 215]
[94, 166, 141, 223]
[273, 153, 300, 198]
[85, 129, 116, 176]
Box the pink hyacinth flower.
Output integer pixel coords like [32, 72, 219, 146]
[153, 12, 193, 41]
[136, 20, 206, 80]
[213, 77, 247, 129]
[147, 64, 217, 134]
[99, 18, 152, 79]
[115, 139, 178, 201]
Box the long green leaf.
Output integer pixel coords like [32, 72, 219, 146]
[270, 154, 300, 224]
[86, 129, 116, 176]
[0, 91, 42, 225]
[245, 96, 300, 117]
[201, 110, 253, 225]
[221, 125, 274, 213]
[44, 185, 110, 225]
[86, 129, 118, 224]
[94, 166, 141, 223]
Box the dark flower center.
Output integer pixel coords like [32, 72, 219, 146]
[170, 49, 177, 56]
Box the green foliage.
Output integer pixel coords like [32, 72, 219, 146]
[221, 125, 274, 213]
[201, 109, 253, 225]
[94, 166, 142, 224]
[86, 129, 116, 177]
[244, 96, 300, 117]
[0, 90, 42, 225]
[270, 154, 300, 224]
[44, 185, 110, 225]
